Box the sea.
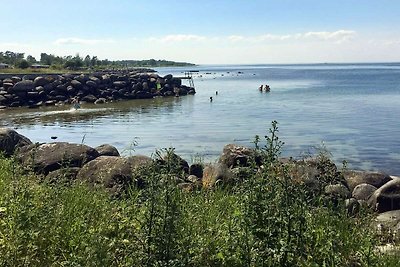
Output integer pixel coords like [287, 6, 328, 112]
[1, 63, 400, 175]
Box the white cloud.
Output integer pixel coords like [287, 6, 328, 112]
[54, 37, 115, 45]
[227, 30, 356, 43]
[303, 30, 356, 42]
[149, 34, 207, 43]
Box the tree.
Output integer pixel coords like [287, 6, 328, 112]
[84, 55, 91, 67]
[17, 59, 30, 69]
[26, 55, 37, 64]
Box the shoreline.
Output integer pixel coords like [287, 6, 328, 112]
[0, 70, 195, 109]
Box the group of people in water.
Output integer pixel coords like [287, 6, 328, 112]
[259, 84, 271, 92]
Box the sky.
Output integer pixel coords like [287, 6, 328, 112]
[1, 0, 400, 64]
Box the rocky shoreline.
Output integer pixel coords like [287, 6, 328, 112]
[1, 127, 400, 251]
[0, 69, 195, 109]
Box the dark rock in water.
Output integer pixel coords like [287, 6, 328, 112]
[219, 144, 254, 168]
[12, 80, 35, 93]
[94, 98, 107, 104]
[135, 91, 153, 99]
[368, 178, 400, 212]
[45, 100, 57, 106]
[95, 144, 120, 157]
[352, 183, 377, 201]
[0, 128, 32, 156]
[77, 156, 133, 196]
[17, 142, 99, 174]
[344, 170, 392, 192]
[81, 94, 97, 103]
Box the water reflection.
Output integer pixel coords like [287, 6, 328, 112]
[0, 96, 185, 127]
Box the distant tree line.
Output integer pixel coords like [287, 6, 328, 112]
[0, 50, 194, 70]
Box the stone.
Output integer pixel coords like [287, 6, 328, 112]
[94, 98, 107, 104]
[218, 144, 255, 168]
[95, 144, 120, 157]
[70, 80, 83, 89]
[189, 163, 203, 178]
[45, 167, 81, 184]
[12, 80, 35, 93]
[324, 183, 351, 199]
[77, 156, 132, 196]
[368, 178, 400, 212]
[33, 76, 49, 87]
[81, 94, 97, 103]
[17, 142, 99, 174]
[344, 170, 391, 192]
[352, 183, 377, 201]
[202, 163, 232, 188]
[0, 128, 32, 156]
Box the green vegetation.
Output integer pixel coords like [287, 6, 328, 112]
[0, 122, 399, 266]
[0, 50, 195, 73]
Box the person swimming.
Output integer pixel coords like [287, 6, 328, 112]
[71, 96, 81, 110]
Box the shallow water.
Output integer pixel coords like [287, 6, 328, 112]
[1, 63, 400, 174]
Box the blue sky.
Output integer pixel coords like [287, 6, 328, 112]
[1, 0, 400, 64]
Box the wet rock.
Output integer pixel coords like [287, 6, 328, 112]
[0, 128, 32, 156]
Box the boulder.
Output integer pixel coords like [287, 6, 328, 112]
[94, 98, 107, 105]
[344, 170, 391, 192]
[81, 94, 97, 103]
[368, 178, 400, 212]
[374, 210, 400, 237]
[45, 167, 81, 184]
[324, 183, 351, 199]
[77, 156, 132, 196]
[352, 183, 377, 201]
[17, 142, 99, 174]
[33, 76, 49, 87]
[0, 128, 32, 156]
[189, 163, 203, 178]
[95, 144, 120, 157]
[156, 152, 189, 174]
[12, 80, 35, 93]
[70, 80, 83, 89]
[202, 163, 232, 188]
[218, 144, 254, 168]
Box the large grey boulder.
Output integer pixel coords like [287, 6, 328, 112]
[77, 156, 133, 196]
[202, 163, 232, 188]
[11, 80, 35, 93]
[343, 170, 391, 192]
[0, 128, 32, 156]
[368, 178, 400, 212]
[218, 144, 255, 168]
[352, 183, 377, 201]
[17, 142, 99, 174]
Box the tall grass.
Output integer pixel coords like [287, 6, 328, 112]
[0, 122, 399, 266]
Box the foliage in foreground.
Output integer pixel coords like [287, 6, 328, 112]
[0, 122, 399, 266]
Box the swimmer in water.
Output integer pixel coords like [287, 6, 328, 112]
[72, 96, 81, 110]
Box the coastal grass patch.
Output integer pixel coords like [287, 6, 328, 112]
[1, 123, 400, 266]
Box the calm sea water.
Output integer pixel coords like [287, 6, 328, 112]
[1, 63, 400, 175]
